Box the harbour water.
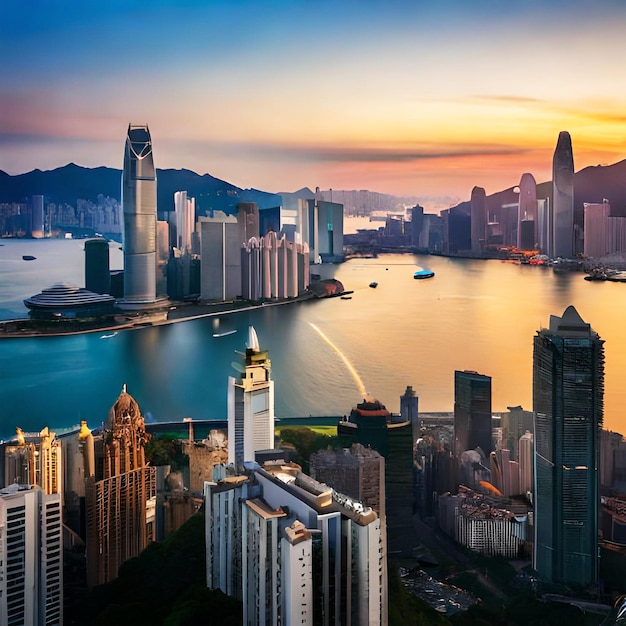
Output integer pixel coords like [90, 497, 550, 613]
[1, 237, 625, 438]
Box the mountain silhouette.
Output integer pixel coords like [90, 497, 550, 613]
[0, 163, 282, 215]
[452, 159, 626, 219]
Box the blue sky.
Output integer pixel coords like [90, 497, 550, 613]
[2, 0, 626, 202]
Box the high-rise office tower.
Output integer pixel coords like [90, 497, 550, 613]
[517, 173, 538, 250]
[400, 384, 419, 442]
[84, 386, 157, 586]
[306, 199, 344, 263]
[552, 131, 575, 259]
[0, 485, 63, 626]
[583, 200, 611, 259]
[533, 306, 604, 586]
[84, 237, 111, 295]
[454, 370, 492, 459]
[227, 326, 275, 466]
[337, 397, 414, 556]
[174, 190, 195, 254]
[198, 213, 241, 301]
[237, 202, 260, 245]
[121, 124, 157, 304]
[537, 198, 552, 256]
[261, 231, 278, 299]
[470, 186, 487, 255]
[518, 431, 534, 496]
[31, 194, 44, 238]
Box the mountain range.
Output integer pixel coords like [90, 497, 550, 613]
[0, 163, 283, 216]
[2, 159, 626, 217]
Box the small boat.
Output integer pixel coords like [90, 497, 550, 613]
[414, 269, 434, 279]
[22, 255, 36, 261]
[213, 329, 237, 338]
[369, 282, 378, 288]
[100, 331, 118, 339]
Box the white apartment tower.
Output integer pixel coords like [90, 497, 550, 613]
[205, 463, 387, 626]
[228, 326, 275, 466]
[0, 485, 63, 626]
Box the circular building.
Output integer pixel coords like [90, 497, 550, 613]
[24, 282, 116, 320]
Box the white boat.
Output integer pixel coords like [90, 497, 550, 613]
[100, 331, 118, 339]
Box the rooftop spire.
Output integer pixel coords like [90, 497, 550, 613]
[248, 326, 260, 352]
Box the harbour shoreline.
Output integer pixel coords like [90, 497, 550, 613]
[0, 294, 321, 339]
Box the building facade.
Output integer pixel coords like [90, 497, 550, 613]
[205, 462, 387, 626]
[454, 370, 492, 459]
[533, 306, 604, 587]
[517, 173, 538, 250]
[0, 485, 63, 626]
[198, 213, 241, 301]
[84, 386, 157, 586]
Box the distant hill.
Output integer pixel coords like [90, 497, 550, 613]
[0, 163, 282, 216]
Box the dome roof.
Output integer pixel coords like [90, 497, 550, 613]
[24, 282, 115, 309]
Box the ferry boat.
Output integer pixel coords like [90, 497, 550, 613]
[414, 268, 435, 279]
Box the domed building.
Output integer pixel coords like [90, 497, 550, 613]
[83, 385, 156, 587]
[24, 282, 116, 320]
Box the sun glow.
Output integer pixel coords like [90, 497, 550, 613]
[308, 322, 367, 398]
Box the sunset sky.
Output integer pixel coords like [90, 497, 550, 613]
[2, 0, 626, 204]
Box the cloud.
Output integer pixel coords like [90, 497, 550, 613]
[470, 95, 544, 105]
[168, 138, 530, 165]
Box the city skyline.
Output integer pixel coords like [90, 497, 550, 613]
[3, 1, 626, 202]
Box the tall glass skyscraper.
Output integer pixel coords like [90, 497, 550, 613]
[121, 124, 157, 304]
[453, 370, 492, 459]
[552, 131, 575, 259]
[533, 306, 604, 587]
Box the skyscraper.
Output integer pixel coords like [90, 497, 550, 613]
[533, 306, 604, 587]
[470, 186, 487, 255]
[121, 124, 157, 304]
[198, 213, 241, 301]
[227, 326, 275, 466]
[337, 396, 414, 556]
[517, 173, 538, 250]
[84, 237, 111, 295]
[31, 194, 44, 238]
[454, 370, 492, 459]
[552, 131, 575, 259]
[174, 190, 195, 254]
